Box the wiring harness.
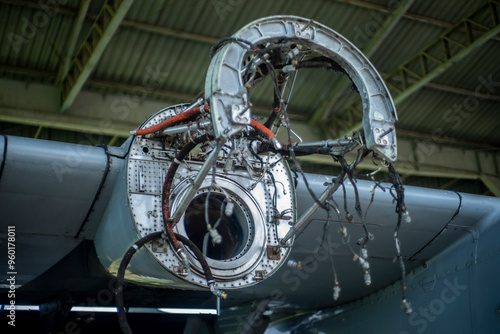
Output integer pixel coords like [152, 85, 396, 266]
[115, 15, 411, 334]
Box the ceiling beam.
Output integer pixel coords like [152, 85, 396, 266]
[396, 128, 499, 149]
[0, 69, 308, 123]
[5, 0, 497, 47]
[55, 0, 91, 86]
[2, 104, 498, 195]
[86, 79, 308, 120]
[337, 0, 500, 42]
[377, 71, 500, 102]
[310, 0, 415, 124]
[479, 174, 500, 196]
[60, 0, 135, 113]
[0, 0, 78, 15]
[1, 0, 219, 46]
[5, 64, 500, 106]
[112, 15, 219, 45]
[0, 106, 134, 137]
[0, 65, 56, 79]
[325, 0, 500, 138]
[2, 65, 499, 148]
[362, 0, 416, 57]
[424, 81, 500, 102]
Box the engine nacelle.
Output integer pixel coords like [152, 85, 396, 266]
[95, 15, 401, 301]
[95, 104, 295, 290]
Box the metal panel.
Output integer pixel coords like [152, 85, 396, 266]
[265, 191, 500, 333]
[294, 173, 462, 260]
[0, 136, 108, 236]
[0, 233, 83, 287]
[0, 135, 5, 179]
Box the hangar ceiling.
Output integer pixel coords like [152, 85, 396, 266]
[0, 0, 499, 196]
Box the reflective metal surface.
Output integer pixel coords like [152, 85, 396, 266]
[206, 15, 398, 161]
[95, 104, 297, 289]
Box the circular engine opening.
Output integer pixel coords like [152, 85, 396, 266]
[184, 192, 250, 261]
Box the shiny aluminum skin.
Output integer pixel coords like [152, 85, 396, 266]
[95, 104, 296, 290]
[206, 15, 398, 161]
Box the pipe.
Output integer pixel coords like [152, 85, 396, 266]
[133, 100, 207, 136]
[170, 139, 224, 223]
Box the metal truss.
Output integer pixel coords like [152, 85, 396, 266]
[59, 0, 134, 113]
[310, 0, 415, 125]
[322, 0, 500, 138]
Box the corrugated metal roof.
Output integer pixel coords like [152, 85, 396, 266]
[431, 40, 500, 91]
[0, 0, 499, 196]
[397, 86, 500, 144]
[0, 0, 82, 73]
[370, 19, 446, 72]
[405, 0, 483, 24]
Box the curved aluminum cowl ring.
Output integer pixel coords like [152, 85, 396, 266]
[206, 15, 398, 161]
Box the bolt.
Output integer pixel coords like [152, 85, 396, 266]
[379, 127, 394, 138]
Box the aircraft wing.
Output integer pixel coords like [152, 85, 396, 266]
[1, 133, 499, 333]
[1, 15, 499, 334]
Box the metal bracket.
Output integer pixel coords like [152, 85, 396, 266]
[253, 270, 266, 282]
[152, 239, 168, 253]
[231, 104, 251, 125]
[267, 245, 281, 260]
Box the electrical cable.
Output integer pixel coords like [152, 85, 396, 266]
[284, 129, 329, 211]
[334, 152, 373, 284]
[116, 231, 163, 334]
[115, 232, 220, 334]
[269, 51, 330, 211]
[325, 208, 341, 301]
[250, 119, 276, 141]
[341, 179, 352, 222]
[387, 162, 412, 315]
[250, 119, 281, 150]
[294, 56, 345, 74]
[321, 206, 340, 296]
[163, 123, 275, 271]
[349, 175, 371, 246]
[264, 72, 288, 129]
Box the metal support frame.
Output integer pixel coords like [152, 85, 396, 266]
[169, 140, 224, 223]
[379, 71, 500, 102]
[60, 0, 134, 113]
[0, 106, 134, 138]
[310, 0, 415, 124]
[324, 0, 500, 138]
[480, 174, 500, 196]
[55, 0, 91, 86]
[335, 0, 500, 42]
[6, 0, 497, 46]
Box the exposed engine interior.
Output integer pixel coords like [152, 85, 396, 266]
[91, 15, 411, 332]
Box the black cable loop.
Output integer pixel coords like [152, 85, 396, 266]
[115, 232, 216, 334]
